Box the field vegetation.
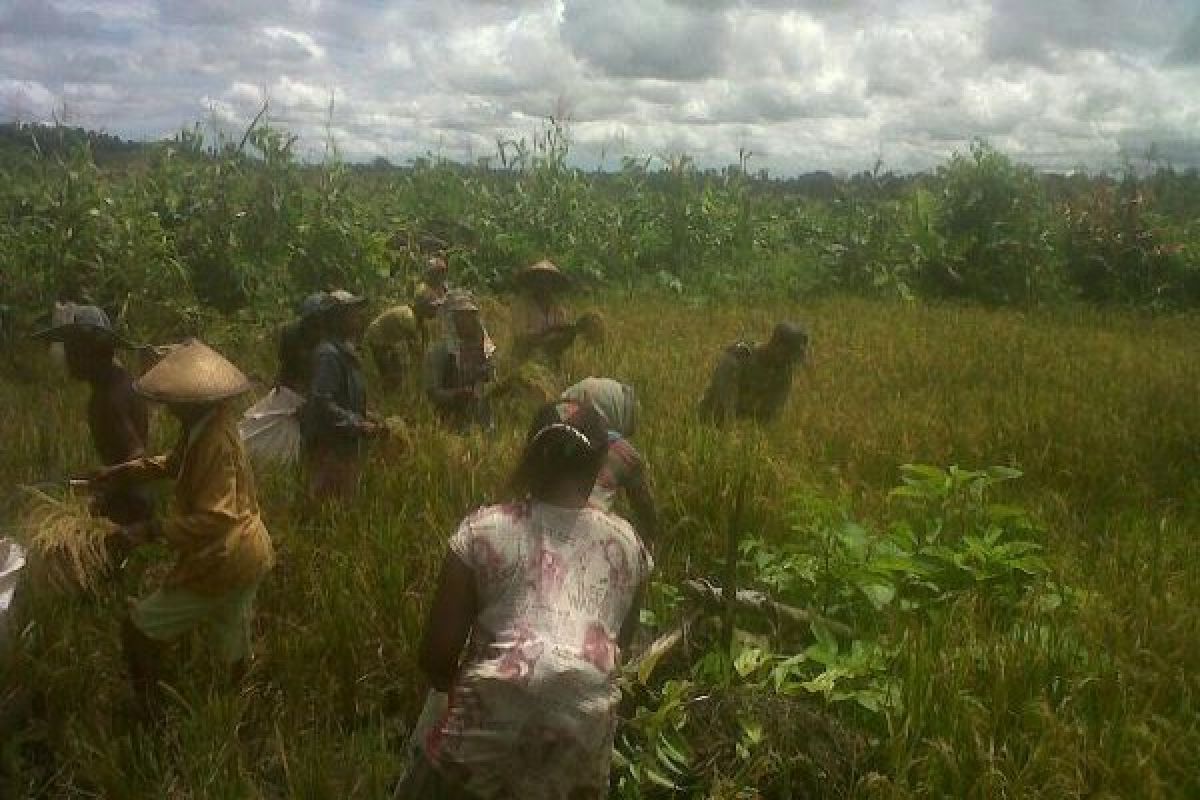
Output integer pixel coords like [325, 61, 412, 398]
[0, 118, 1197, 798]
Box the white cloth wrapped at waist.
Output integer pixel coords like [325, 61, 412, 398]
[0, 538, 27, 656]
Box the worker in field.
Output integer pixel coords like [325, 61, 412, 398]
[561, 377, 658, 544]
[699, 321, 811, 423]
[276, 292, 331, 393]
[33, 305, 151, 525]
[414, 255, 450, 346]
[364, 303, 418, 391]
[302, 289, 384, 499]
[424, 289, 496, 432]
[514, 259, 579, 366]
[91, 340, 274, 716]
[401, 400, 651, 800]
[239, 292, 330, 465]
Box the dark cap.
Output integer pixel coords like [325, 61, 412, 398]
[31, 304, 126, 345]
[768, 322, 808, 356]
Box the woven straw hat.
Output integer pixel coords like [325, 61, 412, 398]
[517, 259, 570, 290]
[327, 289, 366, 307]
[134, 338, 251, 404]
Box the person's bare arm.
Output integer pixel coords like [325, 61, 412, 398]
[418, 551, 478, 692]
[618, 582, 645, 655]
[626, 471, 659, 546]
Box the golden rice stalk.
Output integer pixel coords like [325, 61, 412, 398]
[489, 361, 559, 405]
[17, 487, 119, 594]
[381, 415, 416, 458]
[574, 311, 607, 345]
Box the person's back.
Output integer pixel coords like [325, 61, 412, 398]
[409, 401, 650, 800]
[88, 362, 148, 466]
[365, 305, 417, 390]
[700, 323, 809, 423]
[276, 320, 314, 392]
[305, 338, 367, 452]
[433, 501, 648, 798]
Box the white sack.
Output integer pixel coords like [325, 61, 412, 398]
[239, 387, 304, 465]
[0, 538, 26, 656]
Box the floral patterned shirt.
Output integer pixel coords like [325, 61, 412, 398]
[590, 434, 645, 513]
[424, 501, 652, 800]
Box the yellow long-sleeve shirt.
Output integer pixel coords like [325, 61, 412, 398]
[136, 407, 275, 595]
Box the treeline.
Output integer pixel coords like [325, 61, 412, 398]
[1, 119, 1198, 335]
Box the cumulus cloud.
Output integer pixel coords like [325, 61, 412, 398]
[0, 0, 1197, 172]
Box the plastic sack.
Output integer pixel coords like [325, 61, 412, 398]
[0, 538, 26, 656]
[239, 387, 304, 465]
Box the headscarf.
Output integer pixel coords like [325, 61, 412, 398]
[561, 377, 637, 438]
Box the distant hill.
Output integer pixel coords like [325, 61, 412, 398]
[0, 122, 149, 164]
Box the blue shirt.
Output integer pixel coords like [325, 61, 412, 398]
[303, 339, 368, 454]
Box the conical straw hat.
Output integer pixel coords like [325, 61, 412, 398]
[134, 338, 251, 403]
[517, 259, 570, 289]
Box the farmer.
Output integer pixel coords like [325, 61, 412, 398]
[414, 256, 450, 345]
[302, 289, 383, 499]
[32, 305, 150, 525]
[239, 292, 329, 466]
[92, 340, 274, 714]
[424, 289, 496, 432]
[514, 259, 577, 367]
[561, 377, 658, 543]
[699, 322, 811, 423]
[364, 303, 418, 391]
[401, 400, 651, 799]
[276, 292, 330, 393]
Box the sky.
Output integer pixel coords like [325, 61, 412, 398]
[1, 0, 1199, 174]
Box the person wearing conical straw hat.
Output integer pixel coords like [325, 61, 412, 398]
[424, 289, 497, 432]
[302, 289, 384, 499]
[32, 305, 150, 525]
[91, 339, 274, 715]
[514, 258, 577, 367]
[699, 321, 811, 423]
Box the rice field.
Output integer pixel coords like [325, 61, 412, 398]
[1, 294, 1197, 799]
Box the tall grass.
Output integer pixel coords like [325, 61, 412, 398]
[1, 295, 1197, 798]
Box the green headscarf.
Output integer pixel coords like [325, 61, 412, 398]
[561, 377, 637, 438]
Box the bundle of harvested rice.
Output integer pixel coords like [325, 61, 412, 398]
[381, 415, 416, 457]
[574, 311, 607, 345]
[489, 361, 559, 404]
[17, 487, 119, 594]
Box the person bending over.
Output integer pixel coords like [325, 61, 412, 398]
[402, 401, 652, 799]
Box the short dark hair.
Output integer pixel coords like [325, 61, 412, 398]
[509, 401, 609, 500]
